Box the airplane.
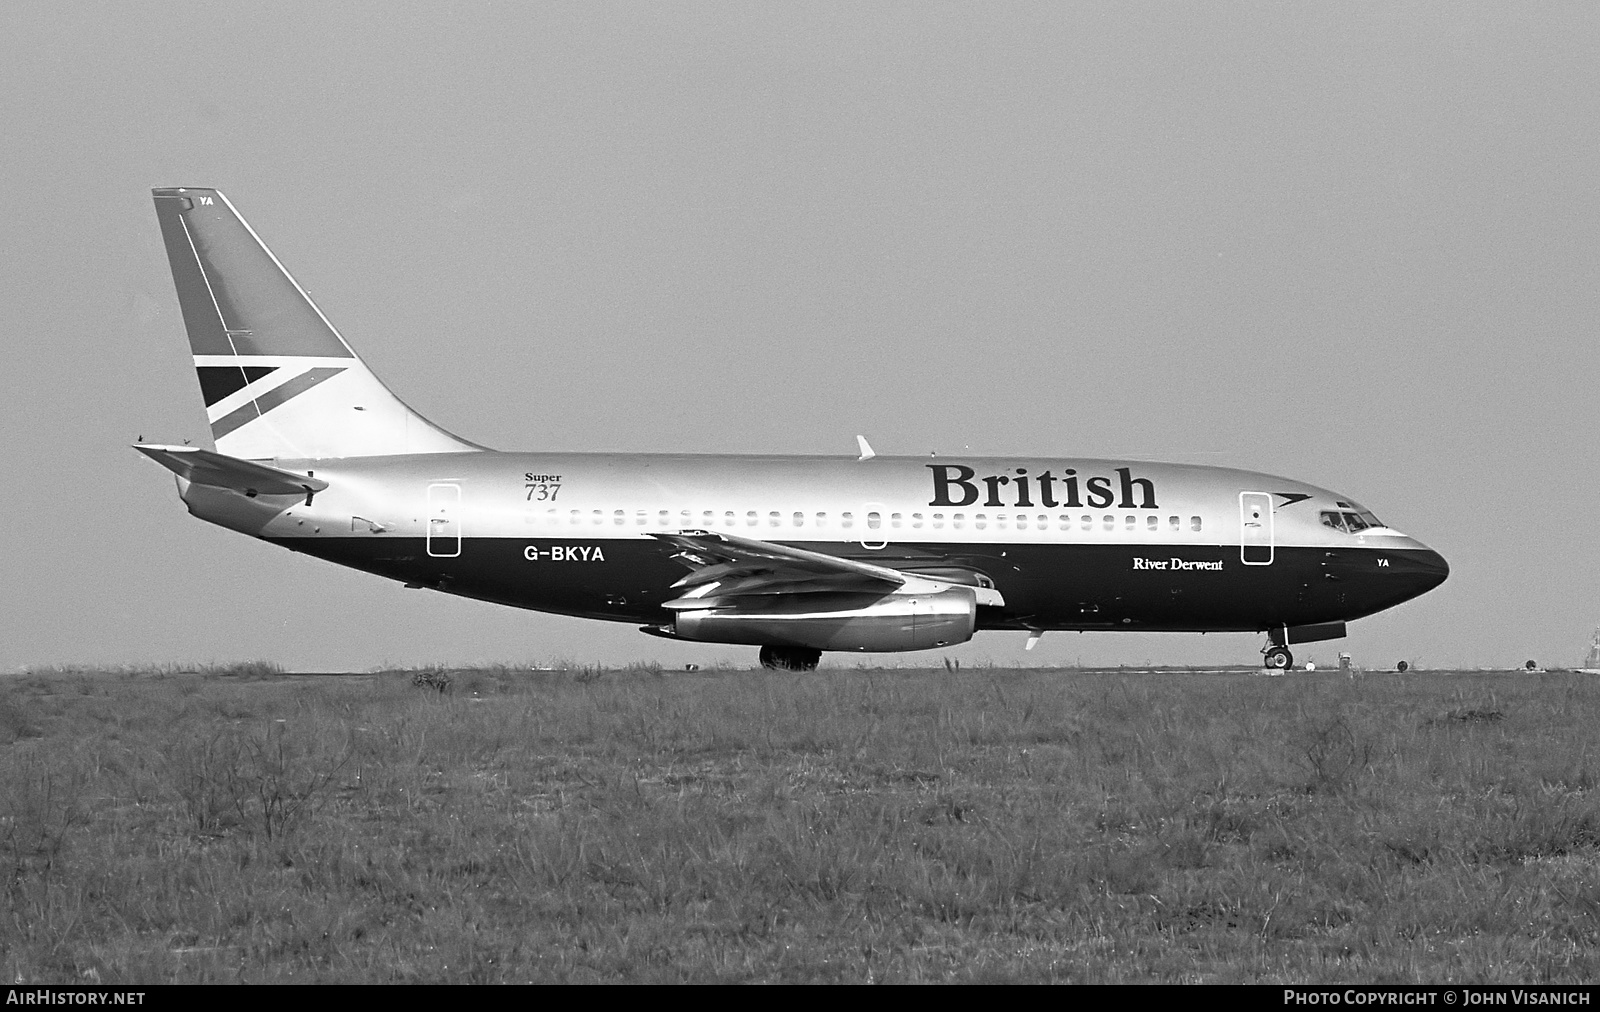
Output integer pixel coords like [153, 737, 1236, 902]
[136, 187, 1449, 671]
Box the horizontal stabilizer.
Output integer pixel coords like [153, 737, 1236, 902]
[134, 444, 327, 497]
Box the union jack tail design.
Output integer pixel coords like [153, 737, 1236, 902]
[151, 187, 481, 460]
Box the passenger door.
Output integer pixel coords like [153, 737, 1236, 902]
[427, 482, 462, 558]
[1239, 491, 1273, 565]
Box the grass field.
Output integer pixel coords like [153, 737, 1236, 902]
[1, 661, 1597, 983]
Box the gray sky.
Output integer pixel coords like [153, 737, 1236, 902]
[3, 2, 1597, 671]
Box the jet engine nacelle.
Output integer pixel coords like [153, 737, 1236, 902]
[671, 586, 978, 652]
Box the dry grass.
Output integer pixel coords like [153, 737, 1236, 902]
[0, 663, 1597, 982]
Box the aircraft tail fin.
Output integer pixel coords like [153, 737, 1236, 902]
[151, 187, 482, 459]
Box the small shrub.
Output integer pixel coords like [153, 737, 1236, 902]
[412, 668, 453, 693]
[204, 660, 284, 679]
[163, 725, 348, 840]
[1291, 715, 1372, 794]
[0, 694, 43, 744]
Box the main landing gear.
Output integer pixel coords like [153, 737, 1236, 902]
[759, 646, 821, 671]
[1262, 646, 1294, 670]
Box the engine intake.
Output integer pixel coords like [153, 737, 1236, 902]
[671, 587, 978, 652]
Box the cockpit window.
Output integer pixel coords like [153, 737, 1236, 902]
[1324, 509, 1385, 533]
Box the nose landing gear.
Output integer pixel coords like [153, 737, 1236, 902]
[759, 646, 822, 671]
[1262, 645, 1294, 670]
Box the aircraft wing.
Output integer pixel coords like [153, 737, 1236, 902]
[648, 530, 1003, 609]
[134, 444, 328, 498]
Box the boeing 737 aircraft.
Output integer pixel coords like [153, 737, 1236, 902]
[137, 187, 1448, 670]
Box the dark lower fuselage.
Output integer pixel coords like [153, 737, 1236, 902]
[267, 534, 1447, 635]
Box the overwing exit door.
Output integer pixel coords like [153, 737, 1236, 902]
[427, 483, 461, 558]
[860, 502, 888, 550]
[1240, 492, 1273, 565]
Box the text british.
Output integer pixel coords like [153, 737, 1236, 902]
[928, 464, 1158, 510]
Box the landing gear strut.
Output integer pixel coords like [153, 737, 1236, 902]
[1263, 645, 1293, 670]
[759, 646, 821, 671]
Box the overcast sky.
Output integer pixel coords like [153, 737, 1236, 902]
[3, 2, 1597, 671]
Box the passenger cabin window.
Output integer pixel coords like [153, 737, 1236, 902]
[1169, 516, 1180, 530]
[867, 512, 881, 530]
[613, 510, 625, 525]
[793, 512, 804, 527]
[816, 512, 828, 527]
[931, 513, 944, 529]
[890, 513, 902, 528]
[769, 511, 781, 527]
[1147, 516, 1158, 531]
[841, 512, 854, 529]
[1190, 516, 1202, 531]
[746, 511, 758, 526]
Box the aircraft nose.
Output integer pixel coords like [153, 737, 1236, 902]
[1360, 543, 1448, 612]
[1382, 543, 1449, 601]
[1416, 547, 1449, 591]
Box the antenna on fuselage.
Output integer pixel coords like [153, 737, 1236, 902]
[856, 435, 876, 461]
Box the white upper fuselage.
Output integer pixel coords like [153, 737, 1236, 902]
[211, 451, 1428, 556]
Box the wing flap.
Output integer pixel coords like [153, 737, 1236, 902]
[652, 530, 904, 592]
[134, 443, 328, 497]
[650, 530, 1005, 609]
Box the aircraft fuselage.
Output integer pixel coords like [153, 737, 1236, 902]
[176, 450, 1448, 640]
